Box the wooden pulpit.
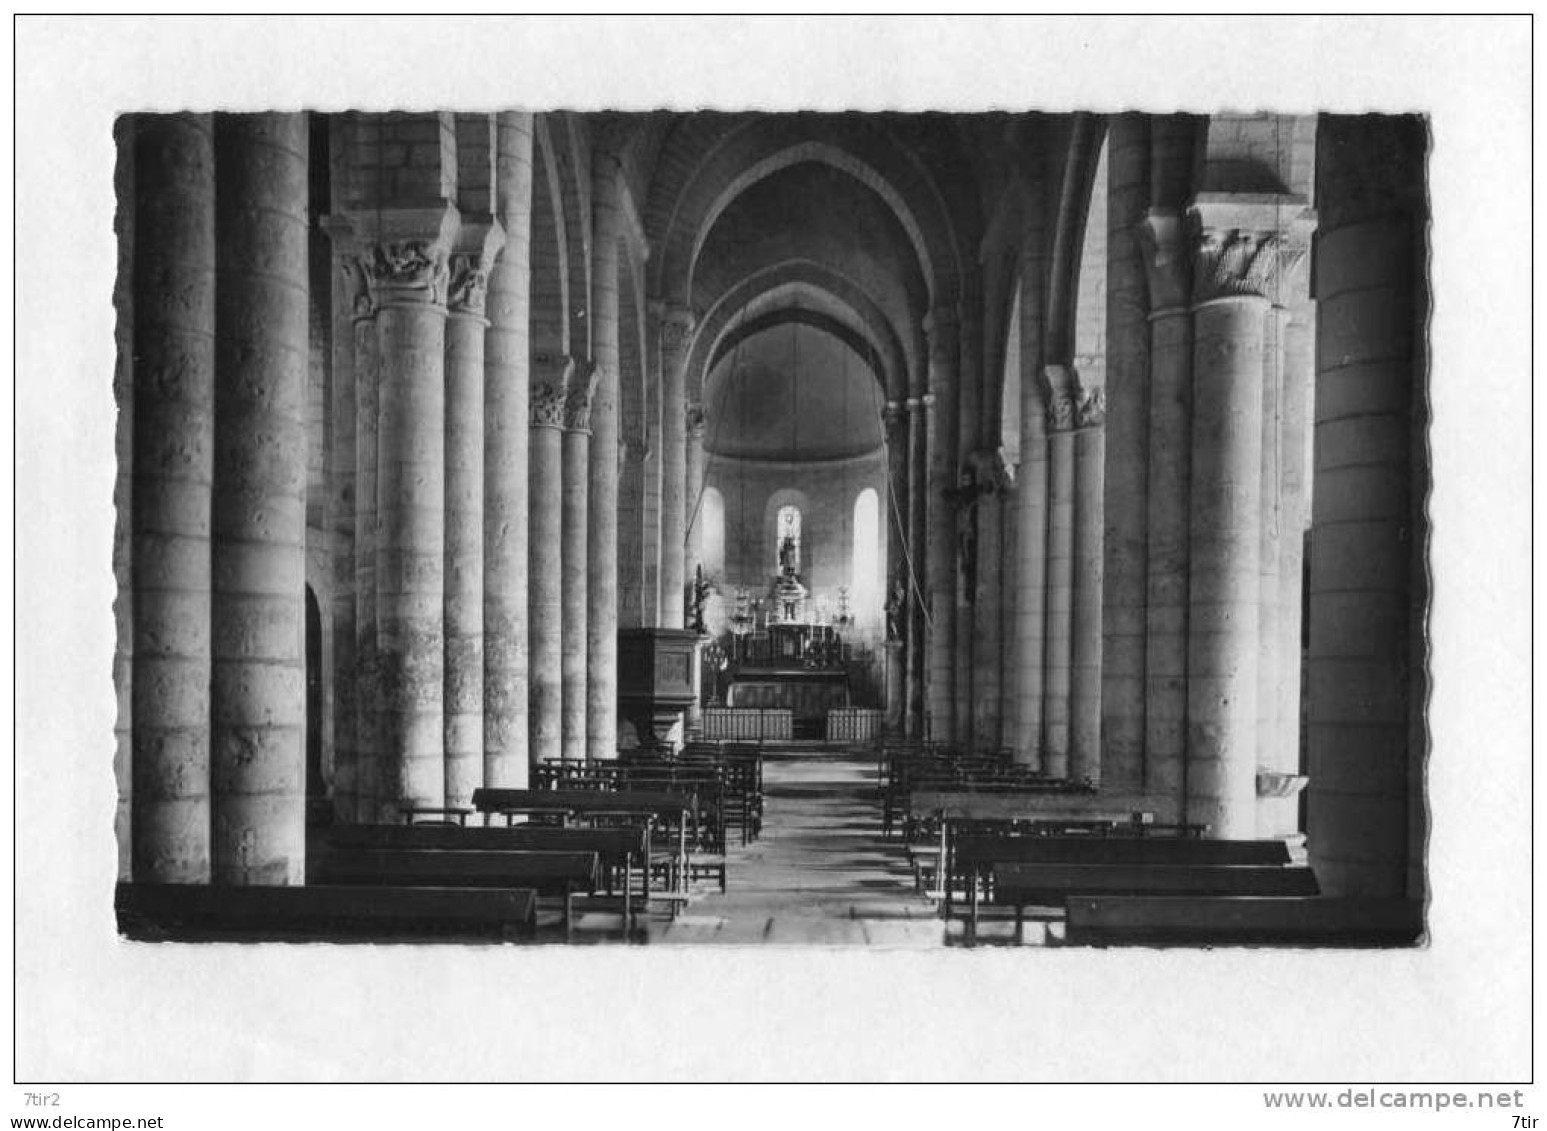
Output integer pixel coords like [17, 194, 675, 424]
[617, 628, 703, 750]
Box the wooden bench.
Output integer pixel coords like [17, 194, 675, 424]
[116, 882, 538, 943]
[473, 787, 697, 910]
[980, 863, 1320, 945]
[901, 797, 1155, 898]
[399, 806, 473, 826]
[948, 834, 1291, 918]
[317, 848, 599, 941]
[1063, 896, 1423, 948]
[892, 786, 1109, 841]
[328, 824, 650, 931]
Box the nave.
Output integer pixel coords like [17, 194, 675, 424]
[646, 748, 944, 947]
[107, 107, 1431, 946]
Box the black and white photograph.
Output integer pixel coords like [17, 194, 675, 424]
[10, 12, 1533, 1112]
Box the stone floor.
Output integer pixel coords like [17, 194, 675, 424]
[642, 746, 948, 947]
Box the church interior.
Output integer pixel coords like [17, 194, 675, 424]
[107, 108, 1431, 948]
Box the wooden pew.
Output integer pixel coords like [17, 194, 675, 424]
[327, 824, 649, 931]
[892, 786, 1109, 841]
[948, 834, 1291, 919]
[399, 806, 473, 826]
[1063, 896, 1424, 948]
[902, 794, 1153, 900]
[472, 787, 696, 911]
[116, 882, 538, 943]
[981, 863, 1320, 945]
[318, 848, 599, 941]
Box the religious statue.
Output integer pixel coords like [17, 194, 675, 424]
[690, 564, 711, 634]
[885, 578, 906, 641]
[778, 534, 798, 578]
[946, 463, 995, 606]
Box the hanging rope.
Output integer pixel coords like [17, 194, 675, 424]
[862, 335, 932, 630]
[683, 301, 750, 545]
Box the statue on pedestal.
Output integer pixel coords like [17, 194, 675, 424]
[885, 578, 906, 641]
[690, 564, 711, 635]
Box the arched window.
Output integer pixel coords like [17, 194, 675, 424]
[702, 486, 725, 577]
[852, 487, 880, 618]
[776, 504, 801, 576]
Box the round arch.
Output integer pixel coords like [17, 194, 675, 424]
[647, 115, 967, 313]
[686, 262, 912, 403]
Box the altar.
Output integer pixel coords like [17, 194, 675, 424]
[724, 665, 850, 738]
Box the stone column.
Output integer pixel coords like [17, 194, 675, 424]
[1100, 113, 1152, 794]
[349, 263, 381, 822]
[444, 223, 504, 806]
[953, 291, 982, 746]
[1269, 294, 1315, 835]
[1256, 305, 1298, 841]
[527, 356, 569, 764]
[321, 216, 358, 824]
[659, 305, 694, 627]
[968, 449, 1010, 751]
[1009, 202, 1052, 769]
[881, 401, 907, 735]
[562, 363, 597, 762]
[368, 210, 459, 818]
[587, 157, 623, 761]
[996, 483, 1019, 745]
[683, 403, 708, 736]
[1041, 369, 1076, 777]
[1307, 115, 1427, 897]
[1010, 348, 1049, 770]
[641, 427, 663, 627]
[112, 117, 135, 878]
[684, 402, 708, 591]
[131, 113, 215, 883]
[484, 111, 534, 789]
[617, 438, 647, 628]
[1140, 210, 1192, 801]
[209, 114, 308, 884]
[1070, 381, 1106, 784]
[923, 309, 959, 744]
[1184, 208, 1280, 838]
[904, 394, 928, 738]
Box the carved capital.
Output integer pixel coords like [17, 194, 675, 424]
[1046, 393, 1077, 432]
[1188, 196, 1314, 305]
[1190, 228, 1283, 304]
[1071, 358, 1106, 429]
[881, 400, 905, 441]
[447, 254, 490, 317]
[364, 240, 451, 308]
[685, 401, 707, 439]
[1076, 387, 1107, 428]
[447, 220, 506, 318]
[1041, 363, 1079, 432]
[564, 359, 600, 432]
[530, 382, 567, 429]
[340, 255, 376, 322]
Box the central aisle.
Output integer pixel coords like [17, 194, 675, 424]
[646, 747, 945, 946]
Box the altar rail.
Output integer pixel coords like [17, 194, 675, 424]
[826, 707, 883, 744]
[701, 708, 793, 742]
